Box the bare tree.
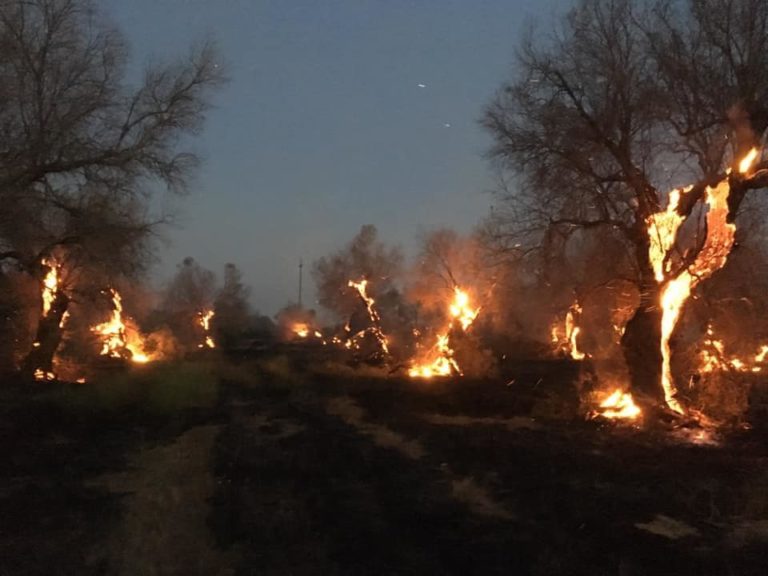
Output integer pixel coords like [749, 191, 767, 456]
[483, 0, 768, 401]
[0, 0, 224, 375]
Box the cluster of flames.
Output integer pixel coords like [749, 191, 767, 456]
[32, 151, 761, 434]
[408, 287, 480, 378]
[32, 259, 216, 381]
[288, 282, 480, 378]
[699, 325, 768, 374]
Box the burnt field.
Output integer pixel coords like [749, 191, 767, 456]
[2, 355, 768, 576]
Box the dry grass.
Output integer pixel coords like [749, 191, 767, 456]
[92, 425, 235, 576]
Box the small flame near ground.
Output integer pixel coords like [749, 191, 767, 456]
[590, 389, 642, 421]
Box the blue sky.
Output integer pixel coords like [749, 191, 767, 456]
[104, 0, 570, 314]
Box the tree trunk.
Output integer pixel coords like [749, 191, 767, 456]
[621, 229, 664, 404]
[0, 307, 16, 375]
[21, 290, 69, 378]
[620, 281, 663, 403]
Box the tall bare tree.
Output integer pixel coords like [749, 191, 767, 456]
[483, 0, 768, 401]
[0, 0, 224, 375]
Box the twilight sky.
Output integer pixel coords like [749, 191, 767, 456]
[103, 0, 569, 315]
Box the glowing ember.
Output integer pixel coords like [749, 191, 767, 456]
[592, 389, 642, 421]
[646, 149, 758, 414]
[91, 289, 156, 363]
[409, 286, 479, 379]
[197, 310, 216, 349]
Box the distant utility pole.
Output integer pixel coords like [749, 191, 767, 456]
[298, 259, 303, 308]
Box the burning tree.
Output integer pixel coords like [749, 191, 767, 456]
[483, 0, 768, 412]
[0, 0, 224, 378]
[313, 225, 412, 361]
[161, 258, 218, 352]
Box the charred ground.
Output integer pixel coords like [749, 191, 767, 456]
[1, 355, 767, 576]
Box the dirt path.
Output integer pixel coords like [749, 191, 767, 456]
[93, 424, 234, 576]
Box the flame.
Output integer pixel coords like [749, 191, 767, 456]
[34, 368, 56, 381]
[592, 389, 642, 421]
[449, 287, 480, 331]
[551, 302, 586, 360]
[739, 147, 759, 174]
[40, 257, 59, 317]
[347, 279, 390, 355]
[293, 323, 310, 338]
[91, 289, 157, 363]
[698, 325, 768, 374]
[646, 151, 754, 413]
[409, 286, 479, 379]
[197, 310, 216, 349]
[647, 188, 687, 282]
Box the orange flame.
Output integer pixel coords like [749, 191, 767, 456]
[347, 279, 390, 355]
[409, 286, 479, 379]
[647, 149, 758, 414]
[197, 310, 216, 349]
[551, 302, 586, 360]
[91, 289, 156, 363]
[40, 257, 59, 317]
[33, 368, 56, 381]
[699, 325, 768, 374]
[592, 389, 642, 421]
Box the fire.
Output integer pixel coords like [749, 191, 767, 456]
[41, 257, 59, 317]
[739, 148, 759, 174]
[91, 289, 156, 363]
[347, 279, 390, 355]
[293, 323, 310, 338]
[409, 286, 479, 378]
[33, 368, 56, 381]
[699, 325, 768, 374]
[647, 149, 758, 414]
[197, 310, 215, 349]
[291, 323, 324, 341]
[552, 302, 586, 360]
[449, 287, 480, 331]
[591, 389, 642, 421]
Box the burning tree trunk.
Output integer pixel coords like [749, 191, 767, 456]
[21, 290, 69, 378]
[20, 258, 69, 379]
[621, 231, 664, 404]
